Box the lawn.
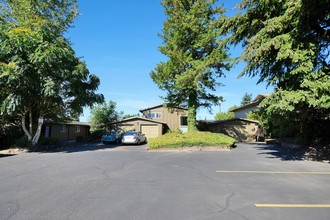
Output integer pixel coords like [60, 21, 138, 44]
[148, 131, 235, 149]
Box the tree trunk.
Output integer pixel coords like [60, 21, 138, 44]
[21, 111, 33, 141]
[29, 110, 33, 134]
[188, 91, 198, 132]
[32, 119, 43, 146]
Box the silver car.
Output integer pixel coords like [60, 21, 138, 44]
[121, 131, 147, 145]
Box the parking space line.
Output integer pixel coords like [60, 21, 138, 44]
[255, 204, 330, 208]
[216, 171, 330, 175]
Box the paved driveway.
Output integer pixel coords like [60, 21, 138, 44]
[0, 142, 330, 220]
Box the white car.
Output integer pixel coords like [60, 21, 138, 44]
[121, 131, 147, 145]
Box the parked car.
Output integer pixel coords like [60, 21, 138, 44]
[121, 131, 147, 145]
[101, 131, 119, 144]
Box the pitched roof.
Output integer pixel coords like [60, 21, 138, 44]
[44, 120, 90, 126]
[139, 104, 188, 113]
[110, 117, 167, 125]
[231, 94, 270, 112]
[205, 118, 259, 125]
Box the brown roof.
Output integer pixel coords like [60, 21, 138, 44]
[139, 104, 188, 113]
[231, 94, 270, 112]
[110, 117, 167, 125]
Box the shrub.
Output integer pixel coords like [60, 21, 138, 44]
[76, 136, 84, 142]
[148, 131, 235, 149]
[89, 129, 106, 141]
[38, 137, 59, 146]
[13, 136, 32, 149]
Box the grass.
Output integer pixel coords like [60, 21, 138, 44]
[148, 131, 236, 149]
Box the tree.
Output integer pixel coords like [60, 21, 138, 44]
[0, 0, 104, 145]
[122, 113, 140, 119]
[150, 0, 230, 131]
[226, 0, 330, 143]
[90, 101, 123, 131]
[214, 105, 237, 120]
[240, 93, 252, 106]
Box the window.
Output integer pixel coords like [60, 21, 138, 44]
[147, 112, 162, 119]
[75, 126, 80, 133]
[180, 116, 188, 126]
[60, 125, 66, 133]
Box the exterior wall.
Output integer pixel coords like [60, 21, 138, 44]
[234, 106, 257, 119]
[115, 119, 163, 138]
[43, 124, 90, 141]
[207, 120, 258, 142]
[141, 106, 188, 131]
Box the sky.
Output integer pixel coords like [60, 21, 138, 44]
[66, 1, 273, 122]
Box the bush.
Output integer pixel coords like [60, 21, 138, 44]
[13, 136, 32, 149]
[0, 125, 24, 148]
[76, 136, 84, 142]
[148, 131, 235, 149]
[89, 129, 106, 141]
[38, 137, 59, 146]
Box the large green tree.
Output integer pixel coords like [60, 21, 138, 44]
[151, 0, 230, 131]
[0, 0, 104, 145]
[227, 0, 330, 142]
[90, 101, 123, 131]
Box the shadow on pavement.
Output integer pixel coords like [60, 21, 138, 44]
[0, 154, 16, 158]
[252, 142, 306, 161]
[27, 141, 123, 153]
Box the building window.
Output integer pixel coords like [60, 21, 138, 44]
[60, 125, 66, 133]
[147, 112, 162, 119]
[75, 126, 80, 133]
[180, 116, 188, 126]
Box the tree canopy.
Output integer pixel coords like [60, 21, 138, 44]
[90, 101, 123, 131]
[226, 0, 330, 143]
[151, 0, 230, 131]
[214, 105, 237, 120]
[0, 0, 104, 145]
[240, 93, 252, 106]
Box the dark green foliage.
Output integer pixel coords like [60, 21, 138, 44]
[227, 0, 330, 144]
[38, 137, 59, 146]
[151, 0, 230, 131]
[14, 136, 31, 149]
[88, 129, 106, 141]
[76, 136, 84, 142]
[148, 131, 235, 149]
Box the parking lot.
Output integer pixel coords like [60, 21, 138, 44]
[0, 142, 330, 220]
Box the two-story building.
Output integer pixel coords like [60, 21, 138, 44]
[110, 104, 188, 138]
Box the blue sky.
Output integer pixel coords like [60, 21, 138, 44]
[66, 1, 273, 122]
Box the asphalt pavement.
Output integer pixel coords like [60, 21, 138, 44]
[0, 142, 330, 220]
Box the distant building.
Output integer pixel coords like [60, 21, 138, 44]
[231, 94, 269, 119]
[110, 104, 188, 138]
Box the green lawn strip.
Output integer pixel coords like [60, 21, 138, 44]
[148, 131, 235, 149]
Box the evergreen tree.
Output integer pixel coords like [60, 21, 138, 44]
[240, 93, 252, 106]
[151, 0, 230, 131]
[226, 0, 330, 142]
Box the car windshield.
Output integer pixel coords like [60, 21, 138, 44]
[124, 132, 137, 136]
